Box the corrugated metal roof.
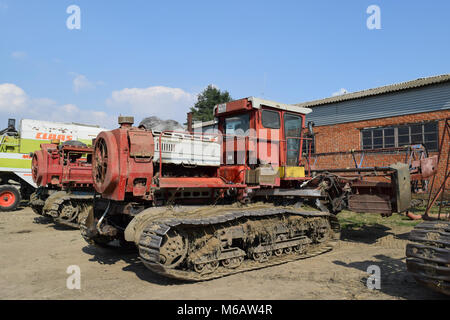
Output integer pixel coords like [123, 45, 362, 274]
[296, 74, 450, 108]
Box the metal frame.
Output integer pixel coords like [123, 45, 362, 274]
[424, 118, 449, 219]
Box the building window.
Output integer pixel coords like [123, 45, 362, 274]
[302, 134, 315, 155]
[361, 121, 439, 152]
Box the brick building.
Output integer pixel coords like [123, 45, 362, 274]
[296, 74, 450, 191]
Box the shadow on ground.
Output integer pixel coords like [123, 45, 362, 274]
[33, 216, 53, 225]
[81, 244, 187, 286]
[333, 254, 447, 300]
[340, 223, 409, 244]
[33, 216, 78, 231]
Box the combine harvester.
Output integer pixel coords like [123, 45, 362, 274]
[0, 118, 106, 212]
[81, 97, 412, 280]
[30, 140, 96, 228]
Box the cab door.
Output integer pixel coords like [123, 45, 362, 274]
[283, 113, 303, 166]
[258, 108, 281, 166]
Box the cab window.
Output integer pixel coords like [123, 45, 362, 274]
[225, 114, 250, 136]
[261, 110, 280, 129]
[284, 113, 302, 166]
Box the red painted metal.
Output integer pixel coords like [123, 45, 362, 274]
[158, 177, 246, 189]
[93, 98, 316, 204]
[0, 190, 15, 207]
[92, 127, 154, 201]
[32, 143, 94, 190]
[423, 118, 450, 220]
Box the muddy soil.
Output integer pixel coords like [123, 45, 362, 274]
[0, 207, 447, 300]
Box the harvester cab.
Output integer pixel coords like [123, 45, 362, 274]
[213, 97, 313, 185]
[0, 119, 18, 137]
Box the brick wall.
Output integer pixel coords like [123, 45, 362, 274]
[310, 110, 450, 191]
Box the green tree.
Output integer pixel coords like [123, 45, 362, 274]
[190, 85, 231, 122]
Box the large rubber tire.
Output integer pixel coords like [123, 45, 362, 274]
[0, 185, 21, 212]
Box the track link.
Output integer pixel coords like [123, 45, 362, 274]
[43, 192, 93, 229]
[29, 191, 46, 215]
[406, 221, 450, 296]
[138, 207, 340, 281]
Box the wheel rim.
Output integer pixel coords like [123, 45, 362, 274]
[274, 249, 283, 256]
[0, 191, 15, 207]
[222, 259, 231, 267]
[194, 263, 205, 273]
[94, 138, 108, 185]
[159, 230, 188, 268]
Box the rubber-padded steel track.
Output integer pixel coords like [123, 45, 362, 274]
[29, 191, 46, 215]
[406, 221, 450, 296]
[138, 207, 340, 281]
[43, 192, 93, 229]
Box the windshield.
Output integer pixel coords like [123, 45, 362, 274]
[225, 114, 250, 136]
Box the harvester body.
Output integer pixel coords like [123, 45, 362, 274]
[82, 97, 412, 280]
[0, 118, 106, 211]
[30, 141, 96, 227]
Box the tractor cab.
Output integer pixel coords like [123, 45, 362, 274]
[214, 97, 313, 186]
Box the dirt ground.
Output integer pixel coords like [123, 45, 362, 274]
[0, 205, 447, 300]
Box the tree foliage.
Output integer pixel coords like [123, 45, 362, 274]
[190, 85, 231, 122]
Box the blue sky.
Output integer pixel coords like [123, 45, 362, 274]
[1, 0, 449, 128]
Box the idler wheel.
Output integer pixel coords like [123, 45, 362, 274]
[222, 258, 231, 268]
[222, 257, 244, 269]
[284, 247, 293, 254]
[61, 203, 79, 222]
[252, 252, 269, 262]
[274, 248, 283, 257]
[159, 230, 188, 269]
[207, 261, 219, 272]
[194, 263, 205, 273]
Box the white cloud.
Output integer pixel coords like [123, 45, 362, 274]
[106, 86, 196, 123]
[0, 83, 198, 130]
[331, 88, 348, 97]
[0, 83, 28, 112]
[70, 73, 104, 93]
[0, 83, 115, 129]
[11, 51, 27, 59]
[0, 1, 7, 11]
[72, 74, 95, 93]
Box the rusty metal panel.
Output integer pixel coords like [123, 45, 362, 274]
[348, 194, 392, 214]
[128, 131, 154, 157]
[390, 162, 412, 213]
[420, 155, 438, 178]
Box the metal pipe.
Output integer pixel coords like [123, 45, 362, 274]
[96, 200, 111, 234]
[312, 167, 393, 173]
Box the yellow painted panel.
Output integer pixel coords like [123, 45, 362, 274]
[280, 166, 305, 178]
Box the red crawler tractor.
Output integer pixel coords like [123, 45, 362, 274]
[81, 97, 411, 280]
[30, 140, 95, 228]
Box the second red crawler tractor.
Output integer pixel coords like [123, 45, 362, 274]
[30, 140, 96, 228]
[81, 97, 411, 280]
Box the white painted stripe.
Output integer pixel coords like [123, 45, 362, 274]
[0, 167, 31, 173]
[0, 152, 32, 160]
[0, 168, 36, 188]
